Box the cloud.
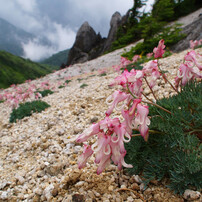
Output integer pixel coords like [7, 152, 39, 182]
[15, 0, 37, 13]
[22, 22, 76, 61]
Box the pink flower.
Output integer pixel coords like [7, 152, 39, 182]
[78, 145, 94, 169]
[133, 104, 150, 141]
[143, 60, 161, 88]
[132, 55, 140, 63]
[121, 99, 141, 135]
[77, 116, 132, 174]
[76, 123, 100, 143]
[106, 90, 128, 116]
[146, 52, 153, 59]
[120, 57, 131, 67]
[184, 50, 202, 71]
[153, 39, 165, 58]
[110, 69, 130, 87]
[190, 40, 202, 49]
[177, 63, 202, 86]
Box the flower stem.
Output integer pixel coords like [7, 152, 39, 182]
[127, 83, 172, 114]
[157, 60, 179, 93]
[144, 77, 157, 101]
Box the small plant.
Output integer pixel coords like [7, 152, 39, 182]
[9, 100, 50, 123]
[125, 81, 202, 194]
[58, 85, 65, 89]
[80, 83, 88, 88]
[99, 73, 107, 77]
[37, 89, 54, 97]
[65, 79, 71, 84]
[74, 39, 202, 194]
[77, 78, 84, 82]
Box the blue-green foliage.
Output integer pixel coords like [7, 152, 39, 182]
[125, 81, 202, 194]
[9, 100, 50, 123]
[37, 89, 54, 97]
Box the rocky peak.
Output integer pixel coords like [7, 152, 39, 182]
[66, 21, 104, 66]
[66, 11, 128, 66]
[74, 21, 98, 53]
[103, 12, 122, 52]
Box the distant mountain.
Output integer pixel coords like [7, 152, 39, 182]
[40, 49, 70, 67]
[0, 50, 59, 89]
[0, 18, 35, 56]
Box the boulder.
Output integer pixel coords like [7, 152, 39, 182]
[171, 15, 202, 52]
[67, 22, 104, 66]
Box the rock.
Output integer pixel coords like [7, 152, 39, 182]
[131, 183, 140, 190]
[67, 22, 105, 66]
[0, 191, 8, 200]
[103, 12, 122, 52]
[183, 189, 201, 201]
[72, 193, 85, 202]
[15, 174, 25, 185]
[133, 175, 142, 184]
[43, 184, 54, 201]
[90, 116, 98, 123]
[51, 185, 59, 197]
[171, 15, 202, 52]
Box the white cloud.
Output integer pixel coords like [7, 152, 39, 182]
[15, 0, 37, 13]
[22, 40, 55, 61]
[22, 22, 76, 61]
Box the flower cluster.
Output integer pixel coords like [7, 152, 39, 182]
[190, 39, 202, 49]
[175, 50, 202, 87]
[76, 39, 202, 174]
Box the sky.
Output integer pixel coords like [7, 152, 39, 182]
[0, 0, 154, 61]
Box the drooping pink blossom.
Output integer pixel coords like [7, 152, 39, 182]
[78, 144, 94, 169]
[77, 116, 132, 174]
[76, 122, 100, 143]
[146, 52, 153, 59]
[190, 40, 202, 49]
[177, 63, 202, 86]
[143, 60, 161, 88]
[132, 55, 140, 63]
[184, 50, 202, 70]
[106, 90, 128, 116]
[153, 39, 165, 58]
[133, 104, 150, 141]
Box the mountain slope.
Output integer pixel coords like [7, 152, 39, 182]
[0, 18, 35, 56]
[0, 51, 58, 89]
[41, 49, 70, 67]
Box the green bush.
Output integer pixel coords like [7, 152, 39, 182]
[123, 23, 185, 56]
[37, 89, 54, 97]
[65, 80, 71, 84]
[125, 81, 202, 194]
[80, 83, 88, 88]
[9, 100, 50, 123]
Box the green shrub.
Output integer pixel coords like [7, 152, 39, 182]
[80, 83, 88, 88]
[37, 89, 54, 97]
[125, 81, 202, 194]
[9, 100, 50, 123]
[58, 85, 65, 89]
[65, 80, 71, 84]
[99, 73, 107, 77]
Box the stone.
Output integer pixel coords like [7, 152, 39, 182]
[1, 191, 8, 200]
[183, 189, 201, 201]
[90, 116, 98, 123]
[171, 15, 202, 52]
[72, 193, 85, 202]
[131, 183, 140, 190]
